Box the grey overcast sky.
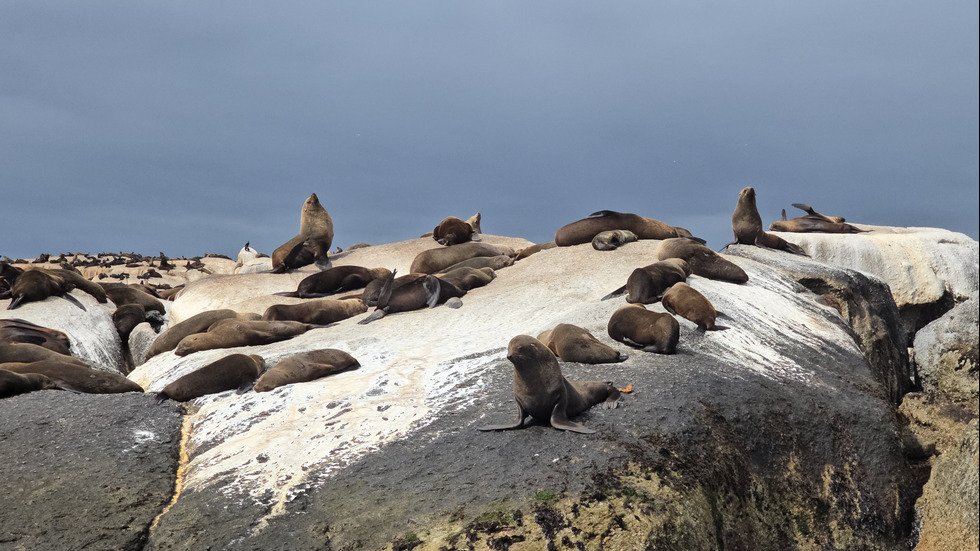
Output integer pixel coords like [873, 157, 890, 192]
[1, 2, 977, 260]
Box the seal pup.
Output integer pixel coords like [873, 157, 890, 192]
[0, 319, 71, 355]
[146, 310, 262, 359]
[410, 242, 516, 275]
[591, 230, 638, 251]
[655, 238, 749, 284]
[432, 213, 481, 246]
[0, 369, 60, 398]
[174, 319, 316, 356]
[661, 282, 722, 331]
[536, 324, 627, 364]
[555, 210, 692, 247]
[271, 193, 334, 272]
[262, 298, 367, 325]
[6, 269, 85, 310]
[2, 360, 143, 393]
[607, 303, 680, 354]
[478, 335, 621, 434]
[158, 354, 265, 402]
[359, 270, 467, 324]
[601, 258, 691, 303]
[730, 187, 807, 255]
[276, 266, 392, 298]
[254, 349, 360, 392]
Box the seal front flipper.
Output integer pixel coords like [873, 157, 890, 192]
[550, 401, 595, 434]
[62, 293, 86, 310]
[477, 404, 528, 431]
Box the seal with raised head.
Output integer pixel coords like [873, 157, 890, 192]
[146, 310, 262, 359]
[272, 193, 334, 272]
[410, 242, 516, 275]
[359, 270, 467, 324]
[536, 323, 627, 364]
[2, 359, 143, 393]
[174, 319, 316, 356]
[661, 282, 721, 331]
[655, 238, 749, 284]
[158, 354, 265, 401]
[0, 369, 60, 398]
[602, 258, 691, 303]
[277, 266, 392, 298]
[730, 187, 807, 255]
[254, 349, 360, 392]
[262, 298, 367, 325]
[591, 230, 638, 251]
[607, 303, 680, 354]
[555, 210, 692, 247]
[432, 213, 481, 246]
[0, 319, 71, 355]
[478, 335, 621, 433]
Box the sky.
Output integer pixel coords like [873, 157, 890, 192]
[1, 2, 977, 260]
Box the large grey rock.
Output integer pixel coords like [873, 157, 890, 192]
[912, 291, 979, 397]
[0, 392, 183, 551]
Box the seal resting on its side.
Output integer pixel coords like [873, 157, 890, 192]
[478, 335, 621, 434]
[254, 349, 360, 392]
[536, 323, 627, 364]
[158, 354, 265, 401]
[174, 319, 316, 356]
[555, 210, 695, 246]
[0, 369, 60, 398]
[655, 238, 748, 284]
[661, 282, 721, 331]
[607, 303, 680, 354]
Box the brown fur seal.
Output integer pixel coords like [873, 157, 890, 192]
[0, 343, 84, 365]
[272, 193, 334, 272]
[791, 203, 846, 223]
[0, 369, 60, 398]
[262, 298, 367, 325]
[359, 270, 466, 324]
[730, 187, 807, 255]
[112, 303, 148, 342]
[769, 203, 865, 233]
[607, 303, 680, 354]
[661, 282, 720, 331]
[1, 264, 107, 304]
[254, 349, 360, 392]
[591, 230, 638, 251]
[432, 213, 481, 246]
[410, 242, 516, 275]
[101, 284, 166, 314]
[514, 241, 557, 260]
[555, 210, 691, 247]
[6, 269, 85, 310]
[536, 323, 627, 364]
[277, 266, 391, 298]
[146, 310, 262, 359]
[435, 266, 496, 292]
[174, 319, 315, 356]
[0, 319, 71, 355]
[655, 238, 748, 284]
[158, 354, 265, 401]
[602, 258, 691, 303]
[477, 335, 621, 434]
[441, 255, 514, 273]
[2, 360, 143, 393]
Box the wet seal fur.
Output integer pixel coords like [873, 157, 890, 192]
[174, 319, 316, 356]
[655, 238, 748, 284]
[730, 187, 807, 255]
[536, 323, 627, 364]
[262, 298, 367, 325]
[602, 258, 691, 303]
[661, 282, 722, 331]
[158, 354, 265, 401]
[254, 349, 360, 392]
[272, 193, 334, 272]
[591, 230, 638, 251]
[607, 303, 680, 354]
[478, 335, 621, 434]
[555, 210, 694, 246]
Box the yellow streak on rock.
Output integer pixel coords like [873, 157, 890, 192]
[150, 413, 195, 531]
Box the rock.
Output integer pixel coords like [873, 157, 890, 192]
[912, 291, 979, 398]
[912, 419, 979, 551]
[128, 321, 159, 368]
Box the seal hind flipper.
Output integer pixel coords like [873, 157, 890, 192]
[62, 293, 86, 310]
[375, 269, 397, 310]
[477, 404, 528, 431]
[423, 276, 441, 308]
[586, 210, 619, 218]
[792, 203, 815, 215]
[601, 285, 628, 301]
[6, 296, 24, 310]
[273, 291, 300, 297]
[781, 209, 787, 221]
[357, 309, 388, 325]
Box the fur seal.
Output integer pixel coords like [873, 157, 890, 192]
[6, 269, 85, 310]
[112, 303, 148, 342]
[441, 255, 514, 273]
[146, 310, 261, 359]
[0, 319, 71, 355]
[477, 335, 621, 433]
[359, 270, 466, 324]
[536, 323, 627, 364]
[272, 193, 334, 272]
[602, 258, 691, 303]
[432, 213, 481, 246]
[661, 282, 721, 331]
[101, 284, 166, 314]
[769, 203, 865, 233]
[514, 241, 557, 260]
[655, 238, 749, 284]
[555, 210, 692, 247]
[607, 303, 680, 354]
[2, 360, 143, 393]
[410, 242, 516, 275]
[730, 187, 807, 255]
[254, 349, 360, 392]
[435, 266, 496, 292]
[591, 230, 638, 251]
[278, 266, 392, 298]
[791, 203, 846, 223]
[0, 369, 60, 398]
[174, 319, 315, 356]
[158, 354, 265, 401]
[262, 298, 367, 325]
[0, 342, 84, 365]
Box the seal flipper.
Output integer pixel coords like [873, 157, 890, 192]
[603, 384, 622, 409]
[601, 285, 627, 301]
[236, 380, 255, 394]
[273, 291, 301, 297]
[550, 400, 595, 434]
[7, 295, 24, 310]
[423, 276, 441, 308]
[477, 404, 528, 431]
[62, 293, 86, 310]
[586, 210, 618, 218]
[781, 209, 787, 221]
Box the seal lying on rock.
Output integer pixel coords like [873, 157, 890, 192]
[607, 303, 680, 354]
[262, 298, 367, 325]
[410, 242, 516, 275]
[158, 354, 265, 401]
[478, 335, 621, 434]
[146, 310, 262, 359]
[555, 210, 696, 246]
[769, 202, 865, 233]
[6, 269, 85, 310]
[358, 270, 466, 324]
[0, 369, 60, 399]
[254, 349, 360, 392]
[174, 319, 317, 356]
[536, 324, 627, 364]
[661, 282, 722, 331]
[730, 187, 807, 255]
[2, 360, 143, 393]
[655, 238, 748, 284]
[432, 213, 481, 246]
[0, 319, 71, 355]
[277, 266, 392, 298]
[591, 230, 638, 251]
[601, 258, 691, 303]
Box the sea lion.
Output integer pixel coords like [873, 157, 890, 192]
[0, 319, 71, 355]
[101, 284, 166, 315]
[536, 323, 627, 364]
[174, 319, 316, 356]
[514, 241, 557, 260]
[602, 258, 691, 303]
[432, 213, 481, 246]
[0, 369, 60, 398]
[435, 266, 496, 292]
[6, 269, 85, 310]
[277, 266, 392, 298]
[441, 255, 514, 273]
[410, 242, 516, 275]
[158, 354, 265, 401]
[607, 303, 680, 354]
[661, 282, 720, 331]
[477, 335, 621, 434]
[262, 298, 367, 325]
[254, 349, 360, 392]
[359, 271, 467, 324]
[112, 303, 148, 342]
[2, 360, 143, 393]
[655, 238, 749, 284]
[555, 210, 689, 247]
[272, 193, 334, 272]
[730, 187, 807, 255]
[146, 310, 261, 359]
[591, 230, 638, 251]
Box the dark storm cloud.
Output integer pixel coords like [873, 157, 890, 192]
[1, 1, 977, 259]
